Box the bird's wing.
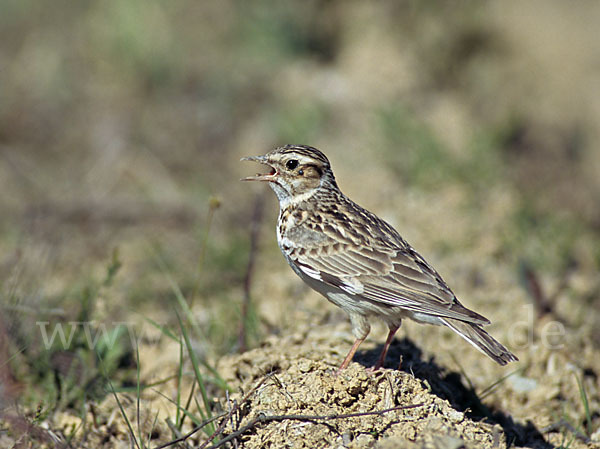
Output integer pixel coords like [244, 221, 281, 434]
[290, 239, 490, 325]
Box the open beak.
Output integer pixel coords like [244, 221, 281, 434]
[240, 155, 277, 182]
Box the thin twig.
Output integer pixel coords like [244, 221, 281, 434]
[152, 413, 227, 449]
[521, 260, 574, 321]
[191, 196, 221, 307]
[165, 418, 193, 449]
[198, 374, 271, 449]
[238, 191, 265, 352]
[203, 403, 425, 449]
[226, 392, 239, 449]
[153, 374, 270, 449]
[540, 419, 591, 444]
[521, 263, 552, 317]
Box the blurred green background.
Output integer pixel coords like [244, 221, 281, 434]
[1, 0, 600, 445]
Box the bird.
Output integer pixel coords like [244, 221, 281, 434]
[241, 144, 517, 371]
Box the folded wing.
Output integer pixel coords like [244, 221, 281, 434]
[291, 239, 490, 325]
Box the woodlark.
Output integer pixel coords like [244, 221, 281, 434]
[241, 145, 517, 371]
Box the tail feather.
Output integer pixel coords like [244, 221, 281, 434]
[441, 318, 518, 365]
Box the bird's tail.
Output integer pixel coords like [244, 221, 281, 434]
[441, 318, 518, 365]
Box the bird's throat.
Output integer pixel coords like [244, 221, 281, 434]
[270, 182, 319, 210]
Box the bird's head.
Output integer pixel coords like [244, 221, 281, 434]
[241, 145, 337, 206]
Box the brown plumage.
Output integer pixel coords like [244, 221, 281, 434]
[242, 144, 517, 371]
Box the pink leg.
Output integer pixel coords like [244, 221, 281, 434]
[336, 335, 367, 374]
[372, 325, 399, 371]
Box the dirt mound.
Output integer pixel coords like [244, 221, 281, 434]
[216, 335, 507, 449]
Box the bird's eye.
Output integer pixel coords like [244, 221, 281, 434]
[286, 159, 299, 170]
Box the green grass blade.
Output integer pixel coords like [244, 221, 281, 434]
[98, 354, 141, 449]
[575, 373, 592, 436]
[176, 339, 183, 428]
[138, 314, 179, 343]
[479, 368, 523, 399]
[176, 310, 214, 434]
[153, 388, 204, 427]
[135, 344, 145, 449]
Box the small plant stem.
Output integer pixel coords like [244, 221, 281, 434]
[238, 192, 265, 353]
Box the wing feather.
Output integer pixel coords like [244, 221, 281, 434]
[284, 195, 490, 325]
[291, 239, 489, 324]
